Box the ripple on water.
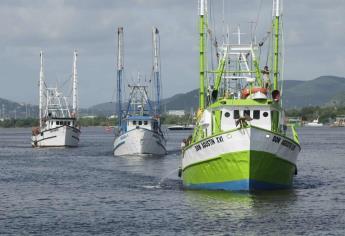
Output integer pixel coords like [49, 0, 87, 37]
[0, 127, 345, 235]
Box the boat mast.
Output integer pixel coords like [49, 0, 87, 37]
[39, 51, 44, 128]
[272, 0, 281, 90]
[117, 27, 124, 127]
[199, 0, 206, 110]
[72, 49, 78, 118]
[152, 27, 161, 115]
[271, 0, 282, 133]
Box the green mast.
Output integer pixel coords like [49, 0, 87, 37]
[199, 0, 206, 110]
[272, 0, 281, 132]
[272, 0, 280, 90]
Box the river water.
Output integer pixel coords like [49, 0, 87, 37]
[0, 127, 344, 235]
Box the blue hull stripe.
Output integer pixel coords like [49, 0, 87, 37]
[185, 179, 290, 191]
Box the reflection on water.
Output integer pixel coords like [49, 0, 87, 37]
[185, 190, 255, 219]
[184, 189, 297, 220]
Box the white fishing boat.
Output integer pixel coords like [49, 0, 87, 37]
[32, 50, 80, 147]
[113, 114, 167, 156]
[304, 118, 323, 127]
[168, 124, 195, 131]
[113, 27, 166, 156]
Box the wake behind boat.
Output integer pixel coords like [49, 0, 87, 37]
[180, 0, 301, 191]
[113, 27, 166, 156]
[31, 51, 80, 147]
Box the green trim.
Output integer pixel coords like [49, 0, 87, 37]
[272, 14, 281, 132]
[273, 16, 280, 91]
[212, 110, 222, 134]
[182, 150, 296, 186]
[253, 58, 263, 87]
[183, 143, 297, 173]
[199, 14, 205, 109]
[207, 70, 257, 74]
[291, 125, 300, 144]
[209, 98, 271, 108]
[212, 55, 227, 97]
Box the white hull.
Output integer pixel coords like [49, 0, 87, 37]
[32, 126, 80, 147]
[183, 126, 300, 170]
[304, 123, 323, 127]
[113, 128, 166, 156]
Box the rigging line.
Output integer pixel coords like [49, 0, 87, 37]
[208, 0, 215, 84]
[110, 74, 116, 103]
[208, 2, 213, 68]
[253, 0, 263, 35]
[265, 29, 272, 66]
[210, 0, 219, 89]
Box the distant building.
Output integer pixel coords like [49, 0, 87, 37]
[81, 115, 97, 119]
[332, 115, 345, 127]
[167, 110, 185, 117]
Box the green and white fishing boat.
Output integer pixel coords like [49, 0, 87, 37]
[181, 0, 301, 191]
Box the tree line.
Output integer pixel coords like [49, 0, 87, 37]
[1, 106, 344, 128]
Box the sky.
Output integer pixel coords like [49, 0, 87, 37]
[0, 0, 344, 107]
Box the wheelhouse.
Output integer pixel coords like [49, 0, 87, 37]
[199, 103, 282, 137]
[124, 116, 160, 132]
[45, 118, 76, 129]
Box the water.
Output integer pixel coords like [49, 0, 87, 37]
[0, 127, 344, 235]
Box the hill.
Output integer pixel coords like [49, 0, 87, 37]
[282, 76, 345, 108]
[162, 76, 345, 110]
[3, 76, 344, 118]
[86, 76, 345, 114]
[0, 98, 38, 119]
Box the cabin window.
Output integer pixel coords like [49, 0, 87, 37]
[263, 112, 269, 118]
[224, 112, 231, 118]
[139, 121, 142, 125]
[234, 110, 240, 119]
[244, 110, 251, 118]
[144, 121, 148, 125]
[253, 110, 260, 119]
[56, 121, 59, 125]
[68, 122, 71, 126]
[133, 121, 136, 125]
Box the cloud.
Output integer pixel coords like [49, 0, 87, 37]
[0, 0, 344, 107]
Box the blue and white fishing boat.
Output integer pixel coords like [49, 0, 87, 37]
[113, 27, 166, 156]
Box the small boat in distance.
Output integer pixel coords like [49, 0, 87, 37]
[113, 27, 166, 156]
[32, 50, 80, 147]
[168, 124, 195, 131]
[304, 118, 323, 127]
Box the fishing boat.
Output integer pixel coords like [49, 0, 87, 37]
[180, 0, 301, 191]
[304, 118, 323, 127]
[113, 27, 166, 156]
[31, 51, 80, 147]
[168, 124, 195, 131]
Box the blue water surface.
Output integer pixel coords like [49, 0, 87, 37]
[0, 127, 344, 235]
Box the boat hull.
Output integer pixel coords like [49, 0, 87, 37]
[31, 126, 80, 147]
[182, 127, 300, 191]
[113, 128, 167, 156]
